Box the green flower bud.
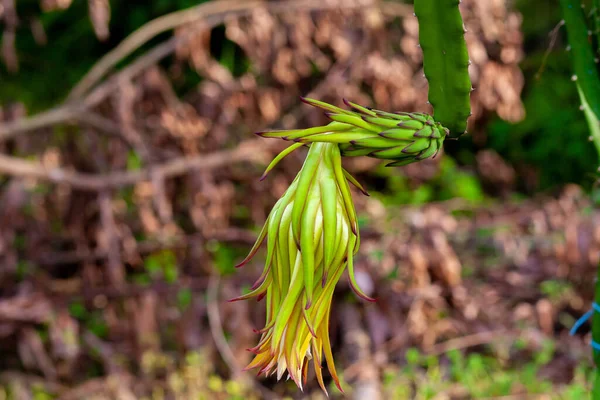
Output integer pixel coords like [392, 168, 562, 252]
[257, 98, 449, 166]
[231, 142, 372, 394]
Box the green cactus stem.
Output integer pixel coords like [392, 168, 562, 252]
[414, 0, 472, 138]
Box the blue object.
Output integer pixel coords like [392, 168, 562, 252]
[570, 302, 600, 350]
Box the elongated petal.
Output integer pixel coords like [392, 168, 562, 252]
[291, 144, 322, 244]
[330, 145, 358, 235]
[378, 127, 421, 140]
[258, 122, 349, 140]
[369, 145, 407, 159]
[346, 235, 376, 302]
[319, 165, 337, 273]
[235, 221, 268, 268]
[300, 97, 355, 115]
[301, 196, 320, 309]
[325, 113, 380, 133]
[260, 143, 304, 181]
[411, 125, 435, 139]
[339, 146, 373, 157]
[362, 116, 407, 128]
[228, 274, 273, 302]
[416, 140, 441, 160]
[401, 138, 432, 154]
[343, 168, 369, 196]
[385, 158, 417, 167]
[343, 98, 377, 117]
[320, 304, 344, 393]
[297, 132, 374, 143]
[351, 136, 411, 149]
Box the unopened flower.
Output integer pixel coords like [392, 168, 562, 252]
[231, 142, 372, 394]
[257, 98, 448, 166]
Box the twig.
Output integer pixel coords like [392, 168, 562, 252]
[207, 274, 240, 376]
[535, 19, 565, 81]
[206, 274, 278, 399]
[0, 138, 270, 191]
[424, 329, 510, 356]
[98, 191, 124, 286]
[0, 107, 79, 140]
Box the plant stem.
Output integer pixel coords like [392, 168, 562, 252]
[594, 259, 600, 399]
[560, 1, 600, 395]
[576, 72, 600, 400]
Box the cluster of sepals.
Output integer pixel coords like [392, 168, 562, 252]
[257, 97, 449, 167]
[230, 141, 373, 395]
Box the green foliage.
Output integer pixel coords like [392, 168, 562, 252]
[484, 1, 600, 188]
[414, 0, 471, 137]
[540, 279, 575, 301]
[372, 157, 485, 205]
[69, 301, 108, 339]
[488, 65, 597, 189]
[382, 345, 592, 398]
[144, 250, 179, 283]
[176, 287, 193, 311]
[207, 241, 240, 276]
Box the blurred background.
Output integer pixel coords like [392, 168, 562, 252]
[0, 0, 598, 398]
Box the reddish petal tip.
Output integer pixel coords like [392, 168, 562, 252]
[259, 175, 267, 182]
[304, 301, 312, 310]
[350, 285, 377, 302]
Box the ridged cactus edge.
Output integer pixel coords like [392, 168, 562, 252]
[414, 0, 472, 138]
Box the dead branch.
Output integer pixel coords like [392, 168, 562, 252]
[0, 139, 270, 191]
[207, 274, 240, 376]
[98, 191, 124, 286]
